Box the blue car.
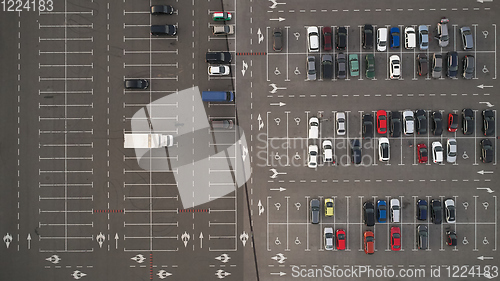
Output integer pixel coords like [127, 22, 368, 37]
[377, 200, 387, 223]
[417, 199, 428, 220]
[390, 27, 400, 48]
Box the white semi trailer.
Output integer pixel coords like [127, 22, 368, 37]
[124, 134, 173, 148]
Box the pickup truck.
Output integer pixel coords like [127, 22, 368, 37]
[205, 51, 232, 64]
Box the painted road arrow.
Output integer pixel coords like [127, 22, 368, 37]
[115, 233, 119, 249]
[479, 102, 494, 107]
[270, 102, 286, 106]
[477, 0, 493, 3]
[477, 84, 493, 89]
[270, 17, 286, 22]
[477, 256, 494, 260]
[270, 272, 286, 276]
[199, 232, 204, 248]
[477, 187, 495, 193]
[477, 170, 494, 175]
[270, 187, 286, 192]
[257, 28, 264, 44]
[257, 114, 264, 130]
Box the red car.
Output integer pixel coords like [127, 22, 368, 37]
[417, 143, 428, 163]
[364, 231, 374, 254]
[448, 113, 459, 132]
[377, 110, 387, 134]
[336, 229, 346, 250]
[390, 226, 401, 251]
[323, 27, 333, 51]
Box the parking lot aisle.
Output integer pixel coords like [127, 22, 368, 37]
[412, 196, 417, 251]
[358, 196, 363, 252]
[346, 196, 351, 251]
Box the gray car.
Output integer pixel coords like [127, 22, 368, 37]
[310, 199, 320, 224]
[447, 138, 457, 163]
[336, 53, 347, 79]
[460, 26, 473, 50]
[436, 18, 449, 47]
[307, 56, 316, 81]
[418, 25, 429, 50]
[417, 225, 428, 250]
[432, 53, 443, 79]
[463, 55, 475, 79]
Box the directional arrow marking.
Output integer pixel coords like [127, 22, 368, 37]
[115, 233, 119, 249]
[241, 60, 248, 76]
[131, 254, 146, 263]
[96, 232, 105, 248]
[257, 28, 264, 44]
[199, 232, 204, 248]
[479, 102, 494, 108]
[477, 84, 493, 89]
[270, 272, 287, 276]
[257, 114, 264, 130]
[477, 187, 495, 193]
[258, 200, 265, 215]
[477, 170, 494, 175]
[477, 255, 494, 260]
[27, 233, 31, 250]
[270, 102, 286, 107]
[157, 270, 172, 279]
[181, 231, 190, 247]
[215, 253, 231, 263]
[477, 0, 493, 3]
[3, 233, 12, 248]
[270, 17, 286, 22]
[270, 187, 286, 192]
[240, 231, 249, 246]
[271, 253, 287, 263]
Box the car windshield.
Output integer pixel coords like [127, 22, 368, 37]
[326, 233, 333, 238]
[311, 121, 318, 126]
[420, 148, 428, 156]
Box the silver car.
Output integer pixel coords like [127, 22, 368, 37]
[324, 227, 334, 250]
[460, 26, 473, 50]
[307, 56, 317, 81]
[437, 18, 449, 47]
[418, 25, 429, 50]
[336, 112, 346, 135]
[403, 110, 414, 135]
[447, 138, 457, 163]
[432, 53, 443, 79]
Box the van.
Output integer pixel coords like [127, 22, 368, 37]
[404, 27, 416, 49]
[210, 119, 234, 130]
[377, 27, 387, 51]
[201, 91, 234, 102]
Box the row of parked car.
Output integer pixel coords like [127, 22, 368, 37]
[305, 52, 474, 80]
[304, 18, 471, 53]
[312, 198, 457, 252]
[206, 12, 233, 76]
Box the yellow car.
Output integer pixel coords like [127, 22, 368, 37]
[324, 198, 334, 217]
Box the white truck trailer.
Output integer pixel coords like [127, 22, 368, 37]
[124, 134, 173, 148]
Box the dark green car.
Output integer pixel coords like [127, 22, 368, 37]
[349, 54, 359, 77]
[365, 54, 375, 79]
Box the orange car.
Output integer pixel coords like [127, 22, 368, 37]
[364, 231, 374, 254]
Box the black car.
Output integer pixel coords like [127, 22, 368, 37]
[462, 108, 474, 135]
[447, 51, 459, 78]
[336, 26, 347, 50]
[480, 139, 494, 163]
[363, 114, 374, 139]
[124, 79, 149, 89]
[362, 24, 374, 49]
[150, 5, 174, 15]
[390, 111, 402, 137]
[310, 199, 320, 224]
[273, 28, 283, 52]
[432, 111, 443, 136]
[430, 199, 442, 224]
[417, 199, 427, 221]
[336, 53, 347, 79]
[351, 139, 362, 164]
[206, 52, 232, 64]
[415, 110, 427, 134]
[417, 225, 428, 250]
[363, 201, 375, 226]
[151, 25, 177, 36]
[483, 109, 495, 136]
[417, 54, 428, 76]
[322, 55, 333, 80]
[446, 231, 457, 246]
[463, 55, 475, 79]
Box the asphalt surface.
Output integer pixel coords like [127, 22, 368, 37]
[0, 0, 499, 281]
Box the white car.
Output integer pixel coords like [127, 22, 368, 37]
[444, 198, 456, 223]
[379, 137, 390, 161]
[390, 199, 400, 223]
[308, 145, 318, 168]
[403, 110, 414, 135]
[432, 141, 444, 163]
[324, 227, 334, 250]
[208, 65, 230, 76]
[323, 140, 333, 163]
[307, 26, 319, 52]
[309, 117, 319, 139]
[404, 26, 416, 49]
[447, 138, 457, 163]
[389, 55, 401, 79]
[377, 27, 388, 52]
[336, 112, 346, 135]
